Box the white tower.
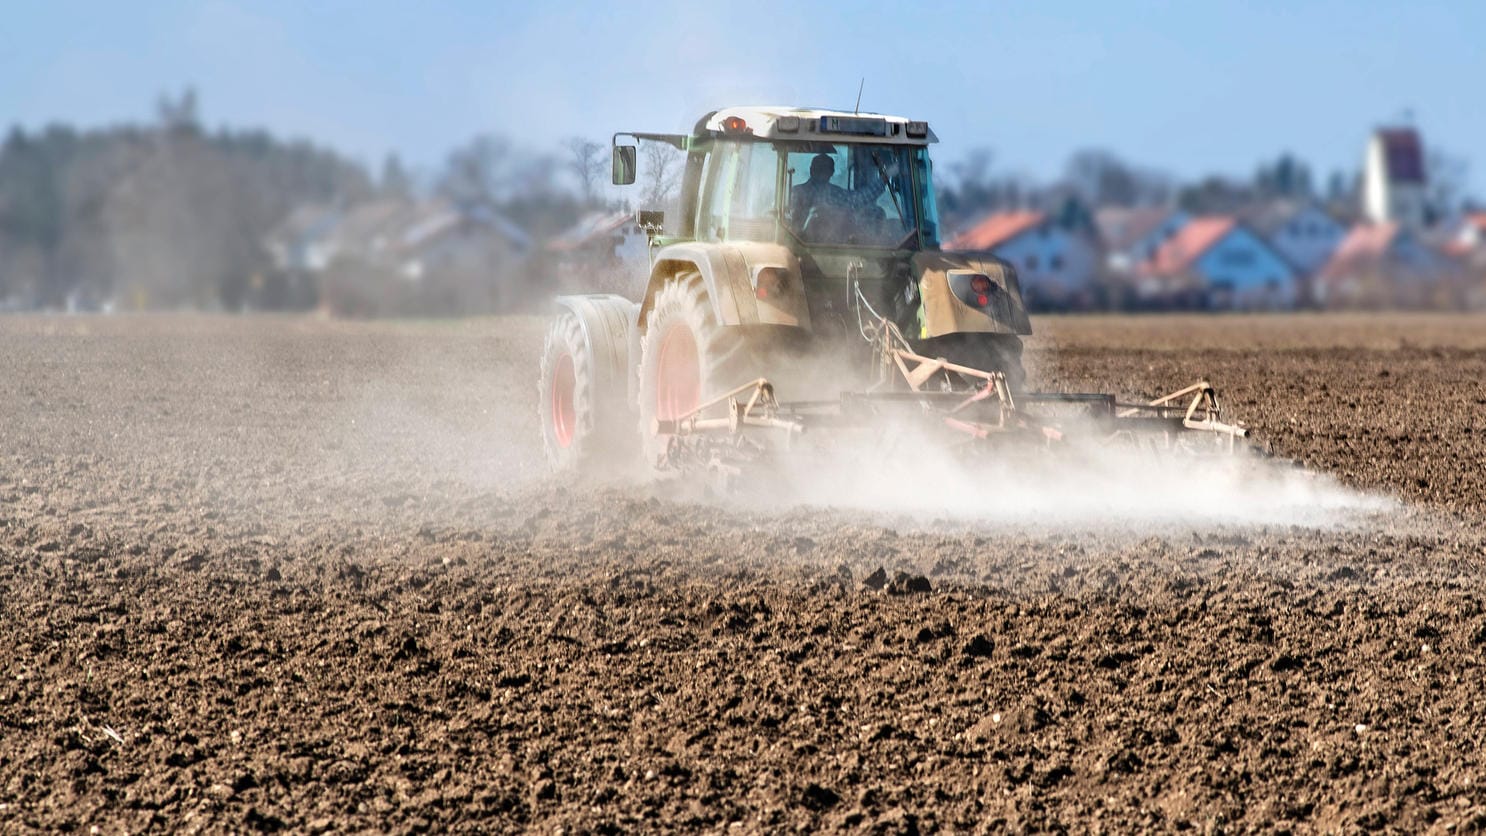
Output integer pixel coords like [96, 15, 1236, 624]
[1362, 128, 1427, 229]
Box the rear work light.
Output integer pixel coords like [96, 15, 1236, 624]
[949, 272, 997, 309]
[754, 267, 788, 300]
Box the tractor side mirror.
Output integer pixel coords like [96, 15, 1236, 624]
[612, 144, 637, 186]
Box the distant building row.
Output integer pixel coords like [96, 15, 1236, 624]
[947, 128, 1483, 311]
[948, 203, 1483, 311]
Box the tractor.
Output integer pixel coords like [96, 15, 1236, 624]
[539, 107, 1244, 476]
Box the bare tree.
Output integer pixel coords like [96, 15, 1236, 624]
[1426, 147, 1470, 222]
[1064, 149, 1173, 208]
[437, 135, 513, 210]
[565, 138, 605, 208]
[380, 153, 413, 199]
[640, 141, 682, 209]
[950, 148, 994, 191]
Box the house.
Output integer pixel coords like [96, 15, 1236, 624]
[318, 199, 531, 316]
[1448, 212, 1486, 252]
[1094, 207, 1190, 276]
[265, 204, 341, 274]
[394, 201, 533, 313]
[1241, 200, 1347, 278]
[322, 200, 416, 267]
[544, 210, 651, 296]
[1315, 223, 1460, 309]
[1138, 216, 1299, 309]
[547, 211, 647, 264]
[258, 204, 343, 309]
[948, 210, 1101, 309]
[1362, 127, 1427, 229]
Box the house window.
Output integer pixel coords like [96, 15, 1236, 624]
[1026, 255, 1040, 271]
[1221, 249, 1255, 268]
[1050, 254, 1064, 271]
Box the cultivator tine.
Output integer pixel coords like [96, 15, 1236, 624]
[653, 306, 1251, 481]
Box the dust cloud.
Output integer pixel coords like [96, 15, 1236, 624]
[722, 419, 1393, 529]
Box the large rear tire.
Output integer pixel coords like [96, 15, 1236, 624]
[539, 312, 606, 471]
[637, 272, 761, 468]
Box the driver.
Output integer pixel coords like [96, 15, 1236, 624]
[789, 154, 847, 230]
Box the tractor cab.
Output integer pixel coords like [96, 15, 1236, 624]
[688, 115, 942, 252]
[614, 107, 983, 343]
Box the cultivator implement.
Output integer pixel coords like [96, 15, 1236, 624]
[651, 300, 1248, 479]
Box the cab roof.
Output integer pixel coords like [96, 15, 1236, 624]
[698, 106, 938, 144]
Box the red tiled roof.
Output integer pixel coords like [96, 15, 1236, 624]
[1317, 223, 1400, 281]
[1442, 240, 1473, 258]
[1140, 216, 1235, 276]
[1468, 212, 1486, 231]
[949, 211, 1045, 250]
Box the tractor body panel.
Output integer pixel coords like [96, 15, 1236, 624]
[641, 242, 811, 334]
[915, 251, 1033, 337]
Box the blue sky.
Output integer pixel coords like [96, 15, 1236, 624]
[2, 0, 1480, 194]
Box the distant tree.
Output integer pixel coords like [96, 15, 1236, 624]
[156, 87, 201, 136]
[1063, 149, 1172, 208]
[436, 133, 584, 241]
[564, 137, 605, 208]
[1177, 176, 1255, 215]
[639, 141, 682, 209]
[380, 153, 413, 199]
[1425, 146, 1470, 223]
[1253, 152, 1314, 201]
[0, 93, 372, 310]
[438, 135, 513, 211]
[943, 148, 995, 212]
[1325, 170, 1352, 203]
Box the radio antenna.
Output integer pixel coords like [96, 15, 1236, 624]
[854, 78, 864, 114]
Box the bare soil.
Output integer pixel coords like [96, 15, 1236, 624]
[2, 313, 1485, 833]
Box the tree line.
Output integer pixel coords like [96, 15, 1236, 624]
[0, 92, 1473, 312]
[0, 91, 651, 311]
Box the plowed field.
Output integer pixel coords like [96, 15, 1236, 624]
[3, 313, 1485, 833]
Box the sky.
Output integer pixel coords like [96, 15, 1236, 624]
[2, 0, 1481, 195]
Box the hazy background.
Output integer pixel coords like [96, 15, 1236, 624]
[0, 1, 1481, 314]
[5, 0, 1481, 192]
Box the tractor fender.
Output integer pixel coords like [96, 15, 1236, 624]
[915, 250, 1034, 338]
[640, 242, 812, 334]
[553, 293, 641, 413]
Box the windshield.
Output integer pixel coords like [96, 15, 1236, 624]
[698, 140, 939, 249]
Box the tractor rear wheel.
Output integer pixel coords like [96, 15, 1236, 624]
[539, 312, 604, 471]
[637, 272, 761, 468]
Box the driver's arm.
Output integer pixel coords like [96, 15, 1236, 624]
[789, 184, 811, 226]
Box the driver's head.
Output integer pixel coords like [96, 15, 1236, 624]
[809, 154, 835, 182]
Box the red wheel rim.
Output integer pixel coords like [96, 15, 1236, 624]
[656, 323, 700, 422]
[550, 353, 576, 448]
